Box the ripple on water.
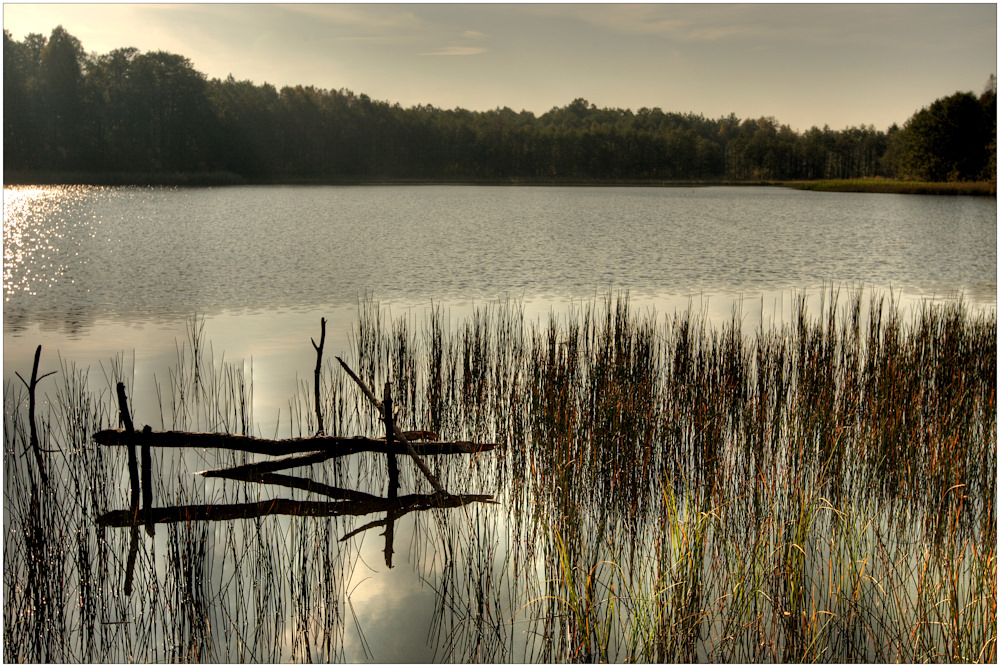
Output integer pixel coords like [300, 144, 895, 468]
[3, 184, 996, 335]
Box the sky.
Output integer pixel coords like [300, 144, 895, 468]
[3, 2, 997, 132]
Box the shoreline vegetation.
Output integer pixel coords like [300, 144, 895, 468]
[4, 171, 996, 195]
[785, 178, 997, 196]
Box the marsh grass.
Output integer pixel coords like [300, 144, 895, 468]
[3, 287, 995, 662]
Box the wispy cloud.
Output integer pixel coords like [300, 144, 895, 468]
[420, 46, 489, 56]
[280, 3, 423, 32]
[522, 4, 759, 43]
[462, 30, 486, 39]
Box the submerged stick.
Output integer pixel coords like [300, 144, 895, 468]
[124, 523, 139, 597]
[336, 356, 448, 496]
[311, 317, 326, 435]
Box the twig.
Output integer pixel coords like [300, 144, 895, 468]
[311, 317, 326, 435]
[15, 345, 56, 485]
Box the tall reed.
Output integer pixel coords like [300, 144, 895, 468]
[4, 287, 995, 662]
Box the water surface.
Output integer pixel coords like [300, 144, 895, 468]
[5, 184, 994, 429]
[3, 184, 996, 662]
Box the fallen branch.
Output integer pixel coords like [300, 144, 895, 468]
[97, 492, 494, 527]
[206, 468, 380, 502]
[94, 429, 499, 459]
[195, 439, 496, 477]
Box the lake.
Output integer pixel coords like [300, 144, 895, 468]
[5, 184, 996, 429]
[3, 184, 996, 662]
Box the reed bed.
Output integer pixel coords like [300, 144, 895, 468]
[3, 287, 995, 662]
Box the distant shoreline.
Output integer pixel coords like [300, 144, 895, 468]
[783, 179, 996, 196]
[4, 171, 996, 196]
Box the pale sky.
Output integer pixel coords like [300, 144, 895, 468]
[3, 2, 997, 132]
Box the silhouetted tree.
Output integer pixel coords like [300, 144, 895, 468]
[896, 91, 993, 181]
[2, 26, 993, 184]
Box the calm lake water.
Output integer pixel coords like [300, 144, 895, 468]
[3, 184, 997, 662]
[4, 184, 996, 428]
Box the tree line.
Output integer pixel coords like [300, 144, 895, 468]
[4, 26, 996, 183]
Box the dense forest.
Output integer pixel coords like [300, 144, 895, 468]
[4, 26, 997, 184]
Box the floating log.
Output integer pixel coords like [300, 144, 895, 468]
[97, 493, 494, 527]
[93, 429, 498, 457]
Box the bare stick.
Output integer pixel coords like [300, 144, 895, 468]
[336, 357, 448, 496]
[383, 382, 398, 567]
[114, 381, 142, 594]
[311, 318, 326, 435]
[15, 345, 55, 485]
[198, 450, 340, 477]
[124, 523, 139, 596]
[384, 382, 399, 495]
[141, 425, 153, 537]
[116, 383, 139, 514]
[206, 469, 380, 502]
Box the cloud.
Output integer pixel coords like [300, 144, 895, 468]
[462, 30, 486, 39]
[420, 46, 489, 56]
[518, 4, 775, 43]
[280, 3, 424, 32]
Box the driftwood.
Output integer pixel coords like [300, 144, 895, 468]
[97, 493, 494, 527]
[94, 429, 499, 458]
[92, 319, 502, 585]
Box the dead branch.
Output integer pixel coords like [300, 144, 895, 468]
[311, 317, 326, 435]
[97, 492, 494, 527]
[94, 429, 499, 458]
[205, 469, 380, 502]
[335, 356, 448, 495]
[15, 345, 55, 485]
